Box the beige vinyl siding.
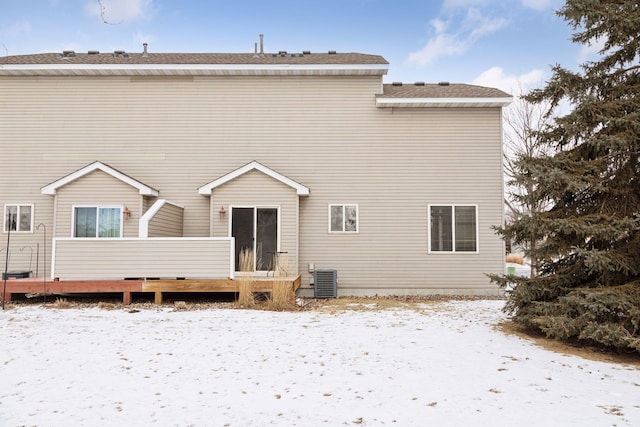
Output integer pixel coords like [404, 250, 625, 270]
[143, 196, 156, 214]
[299, 107, 504, 294]
[211, 170, 299, 275]
[1, 74, 504, 294]
[148, 202, 184, 237]
[53, 170, 141, 238]
[52, 238, 232, 280]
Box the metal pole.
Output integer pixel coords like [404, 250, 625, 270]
[35, 242, 39, 281]
[2, 224, 11, 310]
[36, 224, 46, 304]
[20, 246, 33, 275]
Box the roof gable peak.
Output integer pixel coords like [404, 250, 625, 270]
[41, 161, 159, 196]
[198, 161, 310, 196]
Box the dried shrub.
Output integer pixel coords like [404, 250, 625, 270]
[97, 302, 116, 310]
[506, 253, 524, 265]
[236, 248, 256, 308]
[174, 301, 188, 311]
[267, 255, 295, 311]
[54, 298, 71, 308]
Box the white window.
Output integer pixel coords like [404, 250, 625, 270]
[429, 205, 478, 253]
[329, 204, 358, 233]
[74, 206, 122, 238]
[4, 204, 33, 233]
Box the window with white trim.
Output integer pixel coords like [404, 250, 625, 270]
[429, 205, 478, 252]
[329, 204, 358, 233]
[3, 204, 33, 233]
[74, 206, 122, 238]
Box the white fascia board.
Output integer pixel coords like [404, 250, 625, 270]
[376, 97, 513, 108]
[1, 63, 389, 75]
[198, 161, 310, 196]
[41, 161, 159, 196]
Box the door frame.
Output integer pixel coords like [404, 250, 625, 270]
[229, 205, 281, 274]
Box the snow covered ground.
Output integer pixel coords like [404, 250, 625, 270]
[1, 299, 639, 426]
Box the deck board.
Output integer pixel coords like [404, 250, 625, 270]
[2, 275, 302, 305]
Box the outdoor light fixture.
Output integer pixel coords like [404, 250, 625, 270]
[123, 206, 131, 219]
[219, 206, 226, 219]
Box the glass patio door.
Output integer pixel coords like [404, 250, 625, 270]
[231, 207, 278, 272]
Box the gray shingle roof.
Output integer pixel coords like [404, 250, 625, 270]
[379, 83, 510, 98]
[0, 51, 511, 103]
[0, 51, 388, 65]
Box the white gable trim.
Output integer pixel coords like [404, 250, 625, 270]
[41, 161, 159, 196]
[198, 161, 310, 196]
[376, 97, 513, 108]
[139, 199, 184, 238]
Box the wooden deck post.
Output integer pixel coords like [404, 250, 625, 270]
[154, 291, 163, 305]
[123, 291, 131, 306]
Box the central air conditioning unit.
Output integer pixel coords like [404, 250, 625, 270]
[313, 269, 337, 298]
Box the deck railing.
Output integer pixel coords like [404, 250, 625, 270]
[51, 237, 234, 281]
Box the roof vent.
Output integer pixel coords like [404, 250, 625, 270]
[414, 81, 425, 86]
[142, 43, 149, 58]
[61, 50, 76, 57]
[87, 50, 99, 55]
[392, 82, 403, 86]
[113, 50, 128, 57]
[328, 50, 337, 54]
[303, 50, 311, 55]
[278, 50, 287, 56]
[438, 81, 450, 86]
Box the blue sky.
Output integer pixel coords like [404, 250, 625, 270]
[0, 0, 595, 94]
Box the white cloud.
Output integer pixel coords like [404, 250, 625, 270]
[85, 0, 153, 23]
[577, 37, 606, 63]
[2, 20, 32, 38]
[471, 66, 546, 95]
[408, 29, 467, 66]
[408, 9, 507, 66]
[520, 0, 554, 11]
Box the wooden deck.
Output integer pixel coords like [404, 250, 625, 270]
[1, 275, 302, 305]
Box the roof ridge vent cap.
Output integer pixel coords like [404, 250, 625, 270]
[62, 50, 76, 57]
[414, 81, 425, 86]
[302, 50, 311, 55]
[87, 50, 99, 55]
[438, 81, 450, 86]
[392, 82, 403, 86]
[328, 50, 337, 54]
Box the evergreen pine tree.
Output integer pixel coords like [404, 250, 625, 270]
[492, 0, 640, 352]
